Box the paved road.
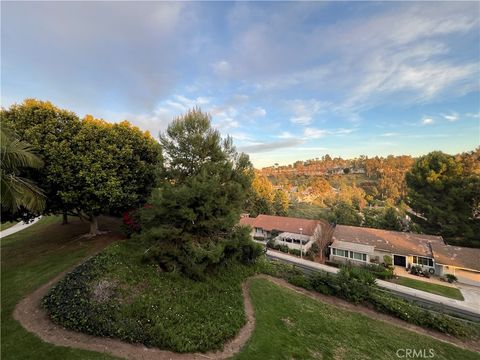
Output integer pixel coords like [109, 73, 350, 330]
[266, 250, 480, 321]
[0, 217, 42, 239]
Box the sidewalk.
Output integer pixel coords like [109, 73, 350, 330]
[0, 217, 41, 239]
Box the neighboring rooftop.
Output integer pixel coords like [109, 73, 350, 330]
[430, 242, 480, 272]
[332, 225, 443, 257]
[239, 214, 324, 236]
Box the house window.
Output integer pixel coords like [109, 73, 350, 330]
[333, 248, 348, 257]
[350, 251, 367, 262]
[412, 256, 433, 267]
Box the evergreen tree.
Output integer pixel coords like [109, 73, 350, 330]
[140, 109, 260, 278]
[406, 151, 480, 242]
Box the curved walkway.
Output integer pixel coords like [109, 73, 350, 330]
[13, 272, 479, 360]
[0, 217, 42, 239]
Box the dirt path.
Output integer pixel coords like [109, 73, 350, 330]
[13, 266, 479, 360]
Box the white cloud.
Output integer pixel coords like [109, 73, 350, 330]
[277, 131, 295, 139]
[421, 117, 435, 125]
[441, 112, 459, 122]
[380, 132, 399, 137]
[288, 99, 329, 125]
[251, 107, 267, 117]
[212, 60, 231, 77]
[465, 112, 480, 119]
[304, 127, 327, 139]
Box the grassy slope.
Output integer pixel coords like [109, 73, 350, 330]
[235, 279, 480, 360]
[1, 215, 120, 360]
[390, 277, 464, 301]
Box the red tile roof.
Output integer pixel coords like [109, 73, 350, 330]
[239, 214, 324, 236]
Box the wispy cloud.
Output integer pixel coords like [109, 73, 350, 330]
[238, 139, 305, 153]
[421, 117, 435, 125]
[304, 127, 327, 139]
[441, 112, 459, 122]
[288, 99, 329, 125]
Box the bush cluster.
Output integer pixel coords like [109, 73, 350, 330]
[365, 263, 394, 279]
[263, 261, 479, 339]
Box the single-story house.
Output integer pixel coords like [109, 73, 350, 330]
[430, 242, 480, 286]
[329, 225, 441, 270]
[329, 225, 480, 285]
[239, 214, 326, 254]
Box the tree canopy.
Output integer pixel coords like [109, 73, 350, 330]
[406, 151, 480, 243]
[140, 109, 260, 278]
[1, 99, 161, 234]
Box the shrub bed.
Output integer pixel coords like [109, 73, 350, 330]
[43, 240, 260, 353]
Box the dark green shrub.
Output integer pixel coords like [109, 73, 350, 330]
[287, 274, 313, 290]
[446, 274, 458, 283]
[368, 290, 478, 338]
[335, 266, 376, 303]
[309, 272, 335, 296]
[366, 263, 394, 279]
[289, 249, 301, 257]
[279, 245, 289, 253]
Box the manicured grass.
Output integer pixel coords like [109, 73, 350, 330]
[1, 215, 121, 360]
[390, 276, 464, 301]
[234, 279, 480, 360]
[0, 221, 17, 231]
[43, 239, 259, 353]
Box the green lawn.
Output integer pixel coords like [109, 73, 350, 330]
[0, 221, 17, 231]
[234, 279, 480, 360]
[1, 215, 121, 360]
[390, 276, 464, 301]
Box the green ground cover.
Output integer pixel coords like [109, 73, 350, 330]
[390, 276, 464, 301]
[235, 279, 480, 360]
[43, 238, 259, 353]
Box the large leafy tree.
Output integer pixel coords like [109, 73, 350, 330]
[140, 109, 259, 278]
[406, 151, 480, 242]
[1, 100, 161, 235]
[69, 116, 161, 234]
[1, 100, 81, 222]
[1, 122, 45, 221]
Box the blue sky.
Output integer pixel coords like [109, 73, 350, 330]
[2, 1, 479, 168]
